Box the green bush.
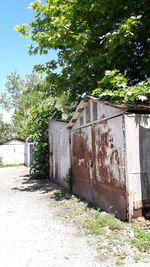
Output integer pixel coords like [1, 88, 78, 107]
[25, 97, 62, 179]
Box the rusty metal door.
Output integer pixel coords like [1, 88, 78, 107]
[72, 126, 95, 202]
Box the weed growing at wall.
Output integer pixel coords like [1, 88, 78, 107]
[65, 168, 74, 191]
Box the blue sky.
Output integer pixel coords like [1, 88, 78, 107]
[0, 0, 58, 122]
[0, 0, 57, 93]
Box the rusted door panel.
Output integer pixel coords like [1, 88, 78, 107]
[72, 127, 93, 180]
[73, 179, 93, 203]
[92, 121, 127, 219]
[72, 127, 94, 201]
[72, 117, 127, 220]
[92, 182, 127, 220]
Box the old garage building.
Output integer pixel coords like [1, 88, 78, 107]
[49, 96, 150, 221]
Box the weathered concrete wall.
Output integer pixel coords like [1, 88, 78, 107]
[71, 100, 127, 220]
[0, 140, 25, 165]
[49, 120, 71, 188]
[125, 114, 150, 220]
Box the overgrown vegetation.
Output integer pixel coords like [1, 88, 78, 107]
[0, 118, 14, 143]
[23, 98, 62, 178]
[92, 70, 150, 104]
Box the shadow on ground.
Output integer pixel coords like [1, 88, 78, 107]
[12, 173, 63, 195]
[11, 173, 101, 211]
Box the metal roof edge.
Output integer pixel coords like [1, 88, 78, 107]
[48, 119, 69, 123]
[0, 138, 25, 145]
[68, 95, 150, 128]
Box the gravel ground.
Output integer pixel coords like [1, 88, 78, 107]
[0, 166, 149, 267]
[0, 166, 100, 267]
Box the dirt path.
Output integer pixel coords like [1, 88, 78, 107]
[0, 166, 101, 267]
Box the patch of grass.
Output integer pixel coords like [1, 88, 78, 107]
[84, 212, 123, 236]
[95, 213, 123, 230]
[131, 228, 150, 252]
[115, 258, 123, 266]
[50, 189, 72, 200]
[0, 164, 24, 168]
[96, 244, 107, 251]
[84, 217, 105, 235]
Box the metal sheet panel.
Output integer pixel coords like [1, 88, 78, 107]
[49, 120, 71, 188]
[125, 114, 150, 219]
[72, 102, 127, 220]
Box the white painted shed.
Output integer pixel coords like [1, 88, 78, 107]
[0, 139, 25, 165]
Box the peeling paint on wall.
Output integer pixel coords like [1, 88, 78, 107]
[71, 108, 127, 220]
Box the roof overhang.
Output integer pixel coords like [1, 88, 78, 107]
[68, 95, 150, 129]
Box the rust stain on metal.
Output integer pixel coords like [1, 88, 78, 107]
[72, 118, 127, 220]
[72, 128, 92, 182]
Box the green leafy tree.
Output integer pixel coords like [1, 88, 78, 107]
[15, 0, 150, 99]
[0, 119, 14, 143]
[2, 71, 75, 178]
[23, 97, 62, 178]
[3, 71, 50, 139]
[93, 70, 150, 104]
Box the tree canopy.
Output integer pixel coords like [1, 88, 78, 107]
[1, 71, 75, 177]
[92, 70, 150, 104]
[15, 0, 150, 99]
[0, 118, 14, 143]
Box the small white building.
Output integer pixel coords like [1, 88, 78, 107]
[0, 139, 25, 165]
